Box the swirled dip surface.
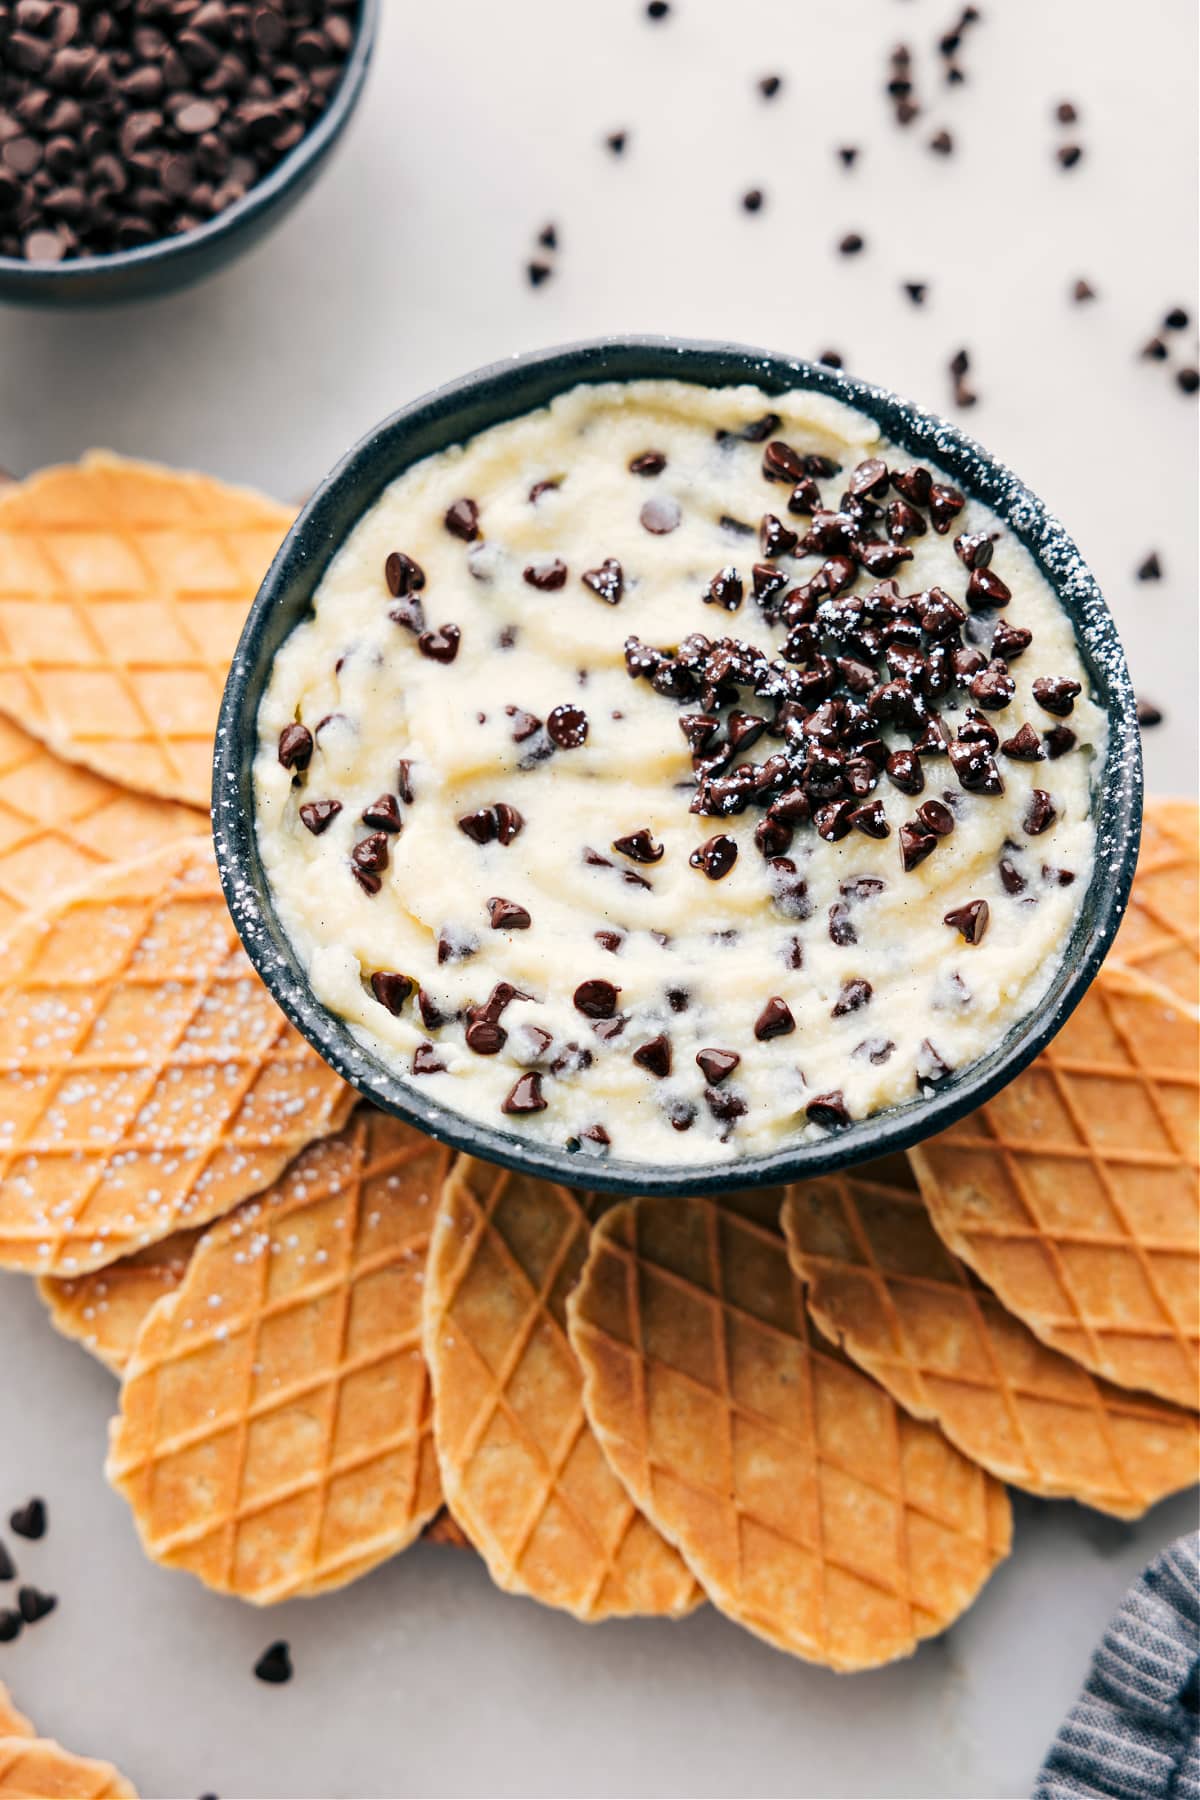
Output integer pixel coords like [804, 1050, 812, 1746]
[255, 380, 1103, 1165]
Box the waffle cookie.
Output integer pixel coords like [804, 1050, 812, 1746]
[423, 1157, 700, 1622]
[0, 836, 354, 1275]
[783, 1163, 1199, 1517]
[0, 451, 292, 809]
[567, 1191, 1012, 1670]
[1110, 798, 1198, 1006]
[107, 1109, 449, 1603]
[0, 1737, 137, 1798]
[0, 713, 204, 942]
[39, 1229, 201, 1375]
[909, 964, 1199, 1410]
[0, 1689, 31, 1739]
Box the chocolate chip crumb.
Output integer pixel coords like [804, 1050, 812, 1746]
[17, 1586, 54, 1625]
[10, 1499, 46, 1540]
[255, 1642, 293, 1685]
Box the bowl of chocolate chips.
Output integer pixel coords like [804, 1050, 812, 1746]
[215, 336, 1142, 1196]
[0, 0, 377, 306]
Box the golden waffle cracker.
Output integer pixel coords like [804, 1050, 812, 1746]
[1110, 798, 1198, 1006]
[0, 451, 292, 809]
[0, 1737, 137, 1798]
[107, 1108, 449, 1603]
[909, 964, 1199, 1410]
[782, 1164, 1199, 1518]
[0, 713, 204, 941]
[423, 1157, 700, 1622]
[567, 1190, 1012, 1670]
[0, 1689, 31, 1738]
[39, 1228, 201, 1374]
[0, 835, 355, 1275]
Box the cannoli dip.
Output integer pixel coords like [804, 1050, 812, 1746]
[254, 379, 1103, 1164]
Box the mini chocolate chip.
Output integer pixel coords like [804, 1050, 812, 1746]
[853, 1037, 895, 1065]
[1043, 865, 1076, 887]
[370, 971, 412, 1014]
[1032, 676, 1082, 716]
[917, 799, 955, 836]
[502, 1072, 547, 1115]
[547, 703, 588, 748]
[1001, 723, 1044, 761]
[506, 706, 543, 743]
[999, 856, 1027, 895]
[362, 794, 403, 832]
[633, 1033, 672, 1077]
[966, 567, 1012, 610]
[1142, 337, 1170, 361]
[832, 978, 872, 1017]
[0, 1541, 12, 1582]
[1024, 789, 1057, 835]
[754, 996, 795, 1040]
[352, 832, 390, 876]
[529, 478, 561, 502]
[848, 800, 889, 838]
[760, 514, 799, 559]
[299, 799, 341, 835]
[813, 800, 855, 842]
[1177, 368, 1200, 395]
[9, 1500, 45, 1541]
[828, 901, 857, 947]
[466, 1017, 507, 1056]
[970, 660, 1016, 710]
[412, 1043, 446, 1076]
[944, 899, 989, 943]
[928, 483, 965, 533]
[899, 822, 938, 872]
[690, 833, 738, 879]
[582, 558, 624, 604]
[1136, 552, 1162, 581]
[385, 550, 425, 596]
[992, 620, 1032, 660]
[640, 496, 682, 534]
[916, 1040, 953, 1083]
[886, 748, 924, 795]
[417, 989, 446, 1030]
[758, 74, 782, 98]
[1072, 278, 1096, 302]
[1043, 726, 1077, 759]
[948, 742, 1004, 795]
[418, 624, 461, 664]
[741, 188, 765, 213]
[704, 1085, 747, 1130]
[762, 440, 806, 483]
[696, 1048, 739, 1084]
[444, 498, 480, 540]
[524, 558, 568, 591]
[903, 282, 928, 306]
[574, 978, 620, 1019]
[1057, 144, 1083, 169]
[613, 828, 663, 864]
[487, 897, 531, 930]
[705, 566, 744, 610]
[352, 866, 382, 896]
[277, 722, 313, 772]
[807, 1091, 849, 1128]
[388, 594, 426, 634]
[839, 231, 865, 254]
[629, 450, 667, 475]
[0, 1610, 18, 1642]
[251, 1640, 292, 1685]
[930, 128, 953, 154]
[1137, 699, 1164, 728]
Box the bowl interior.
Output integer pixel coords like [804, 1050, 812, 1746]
[214, 336, 1142, 1196]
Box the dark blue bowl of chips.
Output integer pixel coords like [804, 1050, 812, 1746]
[0, 0, 378, 308]
[213, 335, 1142, 1197]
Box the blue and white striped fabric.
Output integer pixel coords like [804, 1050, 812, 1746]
[1036, 1534, 1199, 1800]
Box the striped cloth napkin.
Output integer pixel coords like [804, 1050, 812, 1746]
[1036, 1534, 1199, 1800]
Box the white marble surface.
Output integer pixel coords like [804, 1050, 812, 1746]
[0, 2, 1195, 1796]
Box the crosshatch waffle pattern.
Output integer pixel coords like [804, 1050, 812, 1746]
[567, 1191, 1012, 1671]
[782, 1166, 1200, 1518]
[909, 964, 1200, 1410]
[39, 1228, 202, 1375]
[423, 1157, 701, 1622]
[0, 712, 205, 941]
[0, 452, 292, 809]
[1110, 798, 1199, 1007]
[0, 836, 355, 1275]
[0, 1737, 136, 1798]
[107, 1109, 450, 1604]
[0, 1687, 32, 1739]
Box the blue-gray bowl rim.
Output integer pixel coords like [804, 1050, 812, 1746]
[0, 0, 378, 294]
[213, 333, 1143, 1197]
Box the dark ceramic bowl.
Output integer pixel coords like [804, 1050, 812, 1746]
[0, 0, 377, 309]
[214, 335, 1142, 1196]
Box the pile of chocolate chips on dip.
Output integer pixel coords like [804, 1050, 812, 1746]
[0, 0, 356, 263]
